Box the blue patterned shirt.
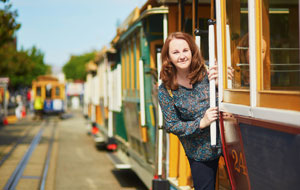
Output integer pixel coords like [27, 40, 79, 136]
[158, 75, 221, 161]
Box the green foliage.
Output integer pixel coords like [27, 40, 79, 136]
[0, 1, 49, 88]
[0, 45, 50, 88]
[0, 2, 20, 48]
[63, 52, 96, 81]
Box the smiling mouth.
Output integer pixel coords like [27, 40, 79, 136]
[178, 61, 188, 64]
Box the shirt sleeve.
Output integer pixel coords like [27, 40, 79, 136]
[158, 85, 201, 137]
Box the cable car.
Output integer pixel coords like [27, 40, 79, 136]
[32, 75, 65, 115]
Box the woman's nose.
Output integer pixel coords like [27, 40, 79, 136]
[178, 53, 185, 60]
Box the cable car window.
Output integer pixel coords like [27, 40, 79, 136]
[55, 87, 60, 97]
[46, 84, 52, 99]
[227, 0, 249, 89]
[36, 86, 41, 96]
[261, 0, 300, 91]
[224, 0, 250, 106]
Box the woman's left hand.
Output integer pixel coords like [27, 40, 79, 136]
[207, 62, 235, 86]
[227, 66, 234, 80]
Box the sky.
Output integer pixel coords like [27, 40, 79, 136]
[9, 0, 147, 71]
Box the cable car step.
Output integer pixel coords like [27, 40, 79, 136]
[107, 152, 131, 170]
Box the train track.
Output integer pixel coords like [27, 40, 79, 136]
[0, 118, 58, 190]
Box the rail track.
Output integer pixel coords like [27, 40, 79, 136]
[0, 118, 58, 190]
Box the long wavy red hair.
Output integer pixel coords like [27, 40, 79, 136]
[160, 32, 206, 90]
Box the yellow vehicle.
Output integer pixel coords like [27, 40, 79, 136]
[32, 75, 65, 115]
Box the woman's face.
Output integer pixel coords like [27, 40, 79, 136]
[168, 38, 192, 73]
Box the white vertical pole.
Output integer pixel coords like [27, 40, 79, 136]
[108, 70, 113, 138]
[108, 111, 113, 137]
[208, 22, 217, 146]
[163, 13, 168, 42]
[226, 25, 232, 89]
[216, 0, 224, 107]
[91, 104, 96, 123]
[157, 13, 168, 177]
[249, 0, 257, 110]
[157, 52, 163, 128]
[139, 59, 146, 126]
[91, 75, 96, 123]
[195, 35, 201, 50]
[104, 56, 108, 108]
[157, 50, 163, 176]
[117, 64, 122, 112]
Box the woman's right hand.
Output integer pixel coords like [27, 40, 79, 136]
[199, 107, 218, 129]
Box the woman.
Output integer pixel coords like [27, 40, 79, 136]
[158, 32, 221, 190]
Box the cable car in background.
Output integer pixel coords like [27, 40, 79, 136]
[0, 77, 10, 125]
[32, 75, 65, 115]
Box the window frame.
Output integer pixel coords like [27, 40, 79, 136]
[217, 0, 300, 126]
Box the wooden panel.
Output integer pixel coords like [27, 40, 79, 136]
[258, 91, 300, 111]
[41, 86, 45, 99]
[223, 89, 250, 106]
[168, 133, 180, 178]
[192, 0, 196, 34]
[60, 85, 65, 99]
[218, 156, 231, 189]
[88, 104, 91, 118]
[121, 50, 125, 91]
[126, 44, 130, 90]
[178, 143, 191, 186]
[96, 105, 103, 126]
[198, 4, 210, 18]
[32, 85, 36, 98]
[105, 106, 109, 119]
[168, 5, 178, 33]
[130, 40, 135, 90]
[136, 35, 140, 90]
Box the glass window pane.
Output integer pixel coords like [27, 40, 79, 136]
[36, 86, 41, 96]
[262, 0, 300, 91]
[55, 87, 60, 97]
[46, 84, 52, 99]
[227, 0, 249, 89]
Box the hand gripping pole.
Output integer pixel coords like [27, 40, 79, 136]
[208, 19, 217, 146]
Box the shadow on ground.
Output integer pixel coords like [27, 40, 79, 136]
[112, 169, 148, 190]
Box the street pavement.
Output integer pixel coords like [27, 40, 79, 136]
[54, 110, 147, 190]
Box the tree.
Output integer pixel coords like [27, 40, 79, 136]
[0, 0, 20, 48]
[0, 1, 50, 89]
[0, 45, 50, 88]
[63, 52, 96, 81]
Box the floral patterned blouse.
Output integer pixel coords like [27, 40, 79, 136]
[158, 75, 221, 161]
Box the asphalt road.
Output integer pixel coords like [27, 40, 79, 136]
[54, 110, 148, 190]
